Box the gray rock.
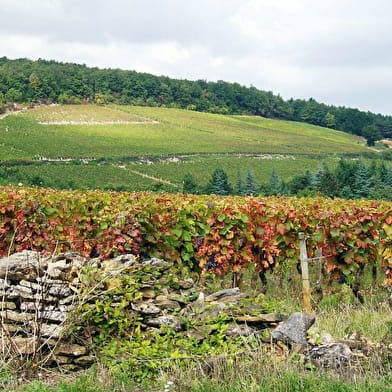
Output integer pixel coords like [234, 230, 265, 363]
[74, 355, 96, 366]
[0, 336, 37, 355]
[141, 257, 171, 270]
[305, 343, 352, 368]
[0, 250, 47, 279]
[8, 284, 32, 297]
[131, 302, 161, 315]
[225, 324, 258, 338]
[0, 301, 16, 310]
[178, 279, 194, 289]
[19, 279, 42, 292]
[0, 310, 35, 323]
[48, 284, 72, 297]
[38, 310, 67, 322]
[205, 288, 240, 302]
[155, 298, 181, 310]
[145, 315, 182, 332]
[39, 323, 65, 338]
[7, 287, 57, 302]
[271, 312, 315, 347]
[141, 287, 156, 299]
[54, 343, 87, 356]
[101, 254, 137, 274]
[20, 302, 44, 311]
[236, 313, 286, 324]
[59, 294, 78, 305]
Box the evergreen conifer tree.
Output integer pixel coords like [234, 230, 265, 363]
[269, 168, 282, 195]
[182, 173, 199, 194]
[385, 168, 392, 186]
[334, 158, 356, 196]
[353, 162, 371, 199]
[378, 161, 388, 183]
[244, 169, 258, 196]
[311, 165, 324, 190]
[235, 170, 245, 196]
[206, 168, 233, 195]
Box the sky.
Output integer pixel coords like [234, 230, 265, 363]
[0, 0, 391, 115]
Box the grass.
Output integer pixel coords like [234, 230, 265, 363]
[0, 104, 377, 192]
[7, 358, 392, 392]
[3, 262, 392, 392]
[0, 163, 171, 191]
[29, 104, 151, 123]
[0, 104, 369, 161]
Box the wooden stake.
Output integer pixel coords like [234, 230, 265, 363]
[299, 232, 312, 313]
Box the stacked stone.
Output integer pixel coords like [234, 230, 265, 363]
[0, 250, 92, 369]
[0, 250, 287, 371]
[0, 251, 208, 369]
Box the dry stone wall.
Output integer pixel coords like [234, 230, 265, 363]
[0, 251, 383, 372]
[0, 250, 286, 370]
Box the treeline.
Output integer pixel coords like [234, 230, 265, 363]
[185, 159, 392, 201]
[1, 57, 392, 145]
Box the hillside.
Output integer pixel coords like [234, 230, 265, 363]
[0, 104, 368, 160]
[1, 57, 392, 145]
[0, 103, 379, 193]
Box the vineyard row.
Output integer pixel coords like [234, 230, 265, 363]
[0, 187, 391, 284]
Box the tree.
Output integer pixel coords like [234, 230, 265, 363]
[361, 124, 382, 146]
[288, 171, 312, 195]
[244, 170, 258, 196]
[334, 158, 356, 196]
[235, 170, 245, 196]
[29, 72, 42, 100]
[206, 168, 233, 195]
[5, 88, 22, 103]
[269, 169, 282, 195]
[324, 112, 336, 128]
[353, 162, 371, 199]
[317, 168, 339, 198]
[182, 173, 198, 194]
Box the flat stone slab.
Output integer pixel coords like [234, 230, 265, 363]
[0, 251, 47, 279]
[236, 313, 286, 324]
[145, 315, 182, 332]
[205, 288, 241, 302]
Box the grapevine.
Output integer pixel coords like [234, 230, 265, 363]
[0, 186, 391, 285]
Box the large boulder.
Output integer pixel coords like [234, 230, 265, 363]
[271, 312, 315, 347]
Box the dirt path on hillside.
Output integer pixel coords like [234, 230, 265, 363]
[120, 167, 180, 188]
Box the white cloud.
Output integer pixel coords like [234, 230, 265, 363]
[0, 0, 391, 114]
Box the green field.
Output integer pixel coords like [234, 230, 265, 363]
[0, 104, 376, 191]
[0, 104, 368, 159]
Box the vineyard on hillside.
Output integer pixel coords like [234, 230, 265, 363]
[0, 186, 391, 285]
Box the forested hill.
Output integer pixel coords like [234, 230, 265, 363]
[1, 56, 391, 145]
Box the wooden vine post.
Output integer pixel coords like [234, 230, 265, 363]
[299, 232, 312, 313]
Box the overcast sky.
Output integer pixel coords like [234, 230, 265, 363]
[1, 0, 391, 115]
